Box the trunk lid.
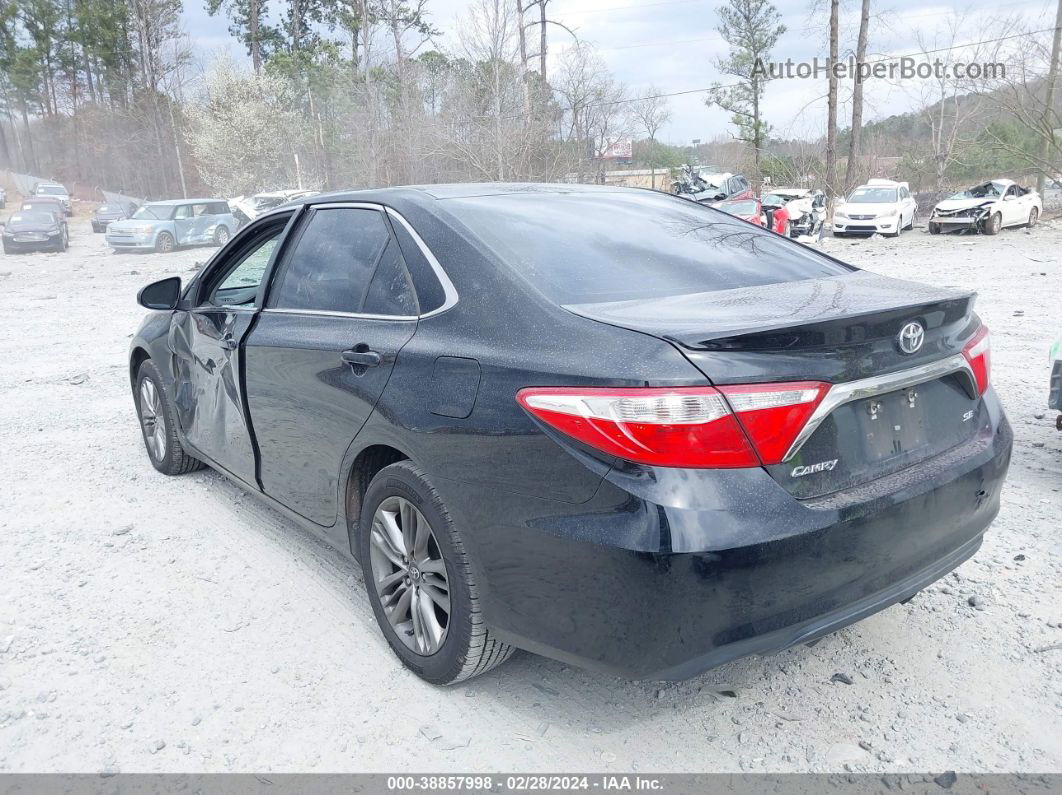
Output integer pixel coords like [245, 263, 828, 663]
[565, 271, 986, 498]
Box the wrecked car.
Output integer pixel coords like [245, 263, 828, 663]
[717, 197, 791, 235]
[673, 166, 753, 205]
[230, 190, 318, 228]
[929, 180, 1042, 235]
[1050, 335, 1062, 431]
[762, 188, 826, 238]
[106, 199, 237, 253]
[128, 184, 1010, 685]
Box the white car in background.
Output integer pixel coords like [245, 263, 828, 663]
[832, 179, 917, 237]
[928, 179, 1042, 235]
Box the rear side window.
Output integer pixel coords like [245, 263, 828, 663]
[443, 191, 854, 305]
[268, 207, 390, 313]
[390, 217, 446, 313]
[363, 241, 418, 316]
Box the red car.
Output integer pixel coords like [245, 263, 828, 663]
[717, 198, 791, 235]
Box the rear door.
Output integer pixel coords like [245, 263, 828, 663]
[169, 213, 293, 485]
[243, 204, 420, 526]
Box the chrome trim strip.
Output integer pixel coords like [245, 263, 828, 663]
[262, 307, 417, 322]
[385, 207, 459, 319]
[261, 201, 459, 320]
[783, 354, 977, 462]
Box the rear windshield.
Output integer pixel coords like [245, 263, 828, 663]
[442, 191, 853, 304]
[36, 185, 67, 196]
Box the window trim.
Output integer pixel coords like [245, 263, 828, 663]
[261, 201, 458, 321]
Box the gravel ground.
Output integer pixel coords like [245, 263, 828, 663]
[0, 210, 1060, 774]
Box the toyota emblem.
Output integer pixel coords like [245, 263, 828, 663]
[897, 321, 925, 354]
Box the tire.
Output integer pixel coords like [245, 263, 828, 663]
[905, 212, 915, 230]
[155, 231, 175, 253]
[983, 212, 1002, 235]
[929, 222, 941, 235]
[134, 359, 205, 476]
[358, 461, 514, 685]
[213, 225, 231, 247]
[1028, 207, 1039, 228]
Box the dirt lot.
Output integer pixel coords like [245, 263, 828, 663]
[0, 211, 1060, 774]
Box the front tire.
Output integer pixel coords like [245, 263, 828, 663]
[155, 231, 175, 253]
[358, 461, 514, 685]
[135, 360, 204, 475]
[1028, 207, 1039, 228]
[983, 212, 1002, 235]
[929, 221, 941, 234]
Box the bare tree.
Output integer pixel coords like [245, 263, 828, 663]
[843, 0, 871, 194]
[630, 87, 671, 190]
[824, 0, 839, 202]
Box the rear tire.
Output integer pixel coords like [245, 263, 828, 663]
[213, 225, 231, 246]
[358, 461, 514, 685]
[135, 359, 205, 476]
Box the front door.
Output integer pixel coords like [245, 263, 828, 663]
[169, 215, 291, 486]
[244, 205, 420, 526]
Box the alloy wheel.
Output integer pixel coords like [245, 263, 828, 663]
[139, 378, 167, 462]
[368, 495, 451, 656]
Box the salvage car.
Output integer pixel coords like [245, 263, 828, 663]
[1050, 335, 1062, 431]
[32, 182, 72, 215]
[716, 198, 766, 227]
[129, 184, 1011, 685]
[762, 188, 827, 238]
[106, 199, 236, 253]
[717, 197, 792, 235]
[2, 209, 69, 253]
[833, 179, 917, 237]
[674, 167, 754, 205]
[91, 201, 139, 233]
[928, 179, 1041, 235]
[230, 189, 319, 228]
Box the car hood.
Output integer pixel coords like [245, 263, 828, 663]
[836, 202, 897, 215]
[107, 219, 157, 233]
[934, 197, 997, 212]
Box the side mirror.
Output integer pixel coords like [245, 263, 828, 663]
[714, 192, 728, 201]
[138, 277, 181, 310]
[1003, 194, 1015, 201]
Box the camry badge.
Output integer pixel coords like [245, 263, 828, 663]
[897, 321, 925, 354]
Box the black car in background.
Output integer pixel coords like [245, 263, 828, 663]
[128, 184, 1011, 685]
[2, 209, 69, 253]
[91, 201, 138, 233]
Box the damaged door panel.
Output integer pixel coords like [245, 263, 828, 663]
[170, 307, 258, 486]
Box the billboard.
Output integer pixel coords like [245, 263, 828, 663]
[596, 138, 633, 160]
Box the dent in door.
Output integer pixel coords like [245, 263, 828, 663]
[169, 310, 244, 455]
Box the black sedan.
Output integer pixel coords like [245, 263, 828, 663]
[92, 201, 138, 233]
[129, 184, 1011, 684]
[3, 210, 69, 253]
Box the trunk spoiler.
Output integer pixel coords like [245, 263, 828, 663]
[563, 271, 974, 348]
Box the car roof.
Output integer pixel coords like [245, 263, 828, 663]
[143, 198, 229, 205]
[987, 178, 1015, 187]
[297, 182, 635, 205]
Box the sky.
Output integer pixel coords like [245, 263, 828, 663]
[182, 0, 1059, 145]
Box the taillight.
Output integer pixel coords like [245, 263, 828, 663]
[962, 325, 990, 395]
[516, 382, 828, 469]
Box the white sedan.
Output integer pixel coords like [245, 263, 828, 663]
[832, 179, 918, 237]
[929, 179, 1042, 235]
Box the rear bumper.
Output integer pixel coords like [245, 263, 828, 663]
[440, 393, 1012, 680]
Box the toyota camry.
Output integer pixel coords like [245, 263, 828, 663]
[128, 184, 1011, 684]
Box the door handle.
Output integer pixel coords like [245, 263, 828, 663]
[341, 348, 382, 367]
[220, 336, 238, 351]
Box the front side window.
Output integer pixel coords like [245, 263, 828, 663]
[268, 208, 391, 313]
[207, 227, 286, 307]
